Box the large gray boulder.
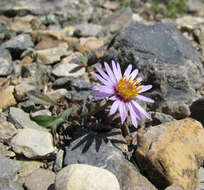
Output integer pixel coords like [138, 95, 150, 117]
[103, 22, 204, 119]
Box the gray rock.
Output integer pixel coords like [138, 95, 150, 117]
[53, 149, 64, 172]
[101, 7, 133, 34]
[18, 100, 35, 113]
[74, 23, 102, 37]
[150, 112, 176, 126]
[24, 168, 55, 190]
[104, 23, 204, 119]
[8, 107, 48, 131]
[0, 154, 22, 179]
[0, 0, 94, 20]
[64, 130, 157, 190]
[0, 142, 15, 157]
[11, 128, 55, 159]
[53, 77, 92, 90]
[0, 177, 24, 190]
[0, 48, 13, 76]
[198, 167, 204, 190]
[0, 121, 17, 143]
[1, 34, 34, 51]
[65, 90, 92, 101]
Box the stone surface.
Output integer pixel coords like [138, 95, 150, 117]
[55, 164, 120, 190]
[53, 149, 64, 172]
[9, 107, 47, 131]
[79, 37, 104, 53]
[103, 1, 120, 10]
[30, 109, 51, 118]
[0, 177, 24, 190]
[176, 16, 204, 30]
[149, 112, 176, 126]
[10, 15, 38, 33]
[0, 142, 15, 157]
[1, 34, 34, 51]
[46, 89, 68, 102]
[0, 48, 13, 76]
[104, 23, 204, 119]
[0, 120, 17, 143]
[64, 130, 157, 190]
[11, 128, 55, 158]
[52, 52, 86, 77]
[165, 184, 183, 190]
[0, 0, 94, 19]
[198, 167, 204, 190]
[74, 23, 102, 37]
[0, 154, 22, 179]
[15, 81, 35, 101]
[53, 77, 92, 90]
[36, 43, 68, 65]
[24, 168, 55, 190]
[135, 118, 204, 190]
[0, 86, 16, 109]
[15, 161, 45, 184]
[101, 7, 133, 33]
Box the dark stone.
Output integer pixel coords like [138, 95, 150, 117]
[64, 129, 157, 190]
[1, 34, 34, 59]
[0, 48, 13, 76]
[103, 23, 204, 119]
[1, 34, 34, 50]
[150, 112, 175, 126]
[190, 96, 204, 125]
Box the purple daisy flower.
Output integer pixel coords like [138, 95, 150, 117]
[92, 60, 154, 128]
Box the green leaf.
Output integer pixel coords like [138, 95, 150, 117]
[31, 115, 56, 128]
[54, 109, 72, 126]
[80, 56, 88, 66]
[27, 91, 58, 106]
[51, 123, 57, 136]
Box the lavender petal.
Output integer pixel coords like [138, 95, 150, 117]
[109, 100, 119, 115]
[137, 95, 154, 103]
[118, 101, 127, 124]
[124, 64, 132, 78]
[139, 85, 152, 93]
[104, 62, 116, 83]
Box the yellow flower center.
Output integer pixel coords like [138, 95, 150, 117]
[117, 76, 142, 100]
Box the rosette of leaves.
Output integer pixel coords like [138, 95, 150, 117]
[27, 91, 72, 136]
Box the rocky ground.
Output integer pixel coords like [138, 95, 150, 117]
[0, 0, 204, 190]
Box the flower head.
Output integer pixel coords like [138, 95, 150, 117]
[92, 61, 154, 128]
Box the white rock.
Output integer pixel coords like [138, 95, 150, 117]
[11, 128, 55, 158]
[132, 13, 143, 22]
[55, 164, 120, 190]
[52, 52, 85, 77]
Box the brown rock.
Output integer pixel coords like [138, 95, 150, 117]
[134, 118, 204, 190]
[35, 38, 65, 50]
[20, 56, 33, 65]
[0, 86, 16, 109]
